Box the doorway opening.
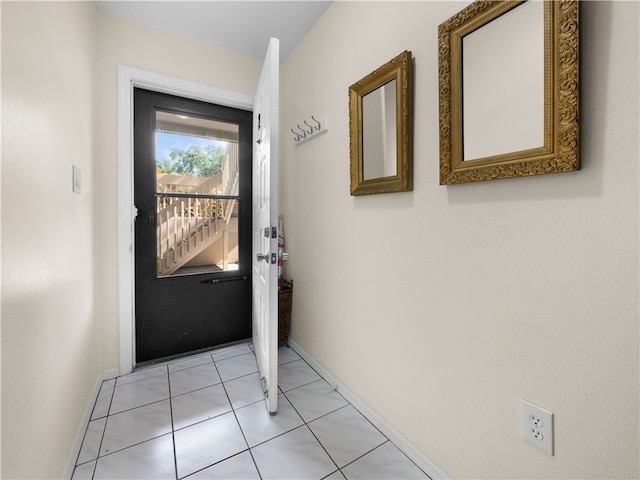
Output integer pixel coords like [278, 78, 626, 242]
[117, 67, 256, 376]
[134, 88, 253, 365]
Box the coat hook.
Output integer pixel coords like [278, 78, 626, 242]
[292, 115, 328, 146]
[303, 120, 314, 134]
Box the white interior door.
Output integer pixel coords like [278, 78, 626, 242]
[252, 37, 279, 414]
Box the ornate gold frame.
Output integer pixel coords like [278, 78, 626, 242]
[349, 51, 413, 195]
[438, 0, 580, 185]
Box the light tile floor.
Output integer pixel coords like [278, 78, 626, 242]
[72, 343, 429, 479]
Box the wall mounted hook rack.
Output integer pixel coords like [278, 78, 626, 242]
[291, 115, 328, 144]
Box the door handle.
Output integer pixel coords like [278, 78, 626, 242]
[134, 209, 153, 222]
[256, 252, 270, 263]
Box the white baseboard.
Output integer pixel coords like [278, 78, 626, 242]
[288, 339, 451, 480]
[63, 369, 119, 479]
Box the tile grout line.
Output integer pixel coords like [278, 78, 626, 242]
[171, 352, 242, 479]
[280, 390, 342, 478]
[75, 344, 427, 480]
[71, 396, 99, 474]
[164, 364, 180, 480]
[289, 346, 433, 479]
[227, 348, 265, 480]
[88, 380, 116, 479]
[74, 344, 258, 478]
[338, 439, 391, 474]
[173, 351, 261, 479]
[101, 395, 171, 418]
[232, 345, 350, 476]
[88, 374, 175, 468]
[282, 347, 395, 478]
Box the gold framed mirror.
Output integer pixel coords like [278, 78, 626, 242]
[349, 51, 413, 195]
[438, 0, 579, 185]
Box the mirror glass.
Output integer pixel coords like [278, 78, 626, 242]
[349, 51, 413, 195]
[362, 79, 397, 180]
[462, 0, 544, 160]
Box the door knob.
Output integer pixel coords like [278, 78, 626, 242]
[256, 252, 270, 263]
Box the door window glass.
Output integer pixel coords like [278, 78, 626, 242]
[155, 111, 240, 277]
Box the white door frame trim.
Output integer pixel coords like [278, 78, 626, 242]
[117, 65, 254, 375]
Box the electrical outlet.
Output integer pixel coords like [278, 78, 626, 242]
[521, 399, 554, 455]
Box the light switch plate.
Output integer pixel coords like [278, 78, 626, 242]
[72, 165, 81, 194]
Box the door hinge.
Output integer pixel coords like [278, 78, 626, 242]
[260, 376, 268, 396]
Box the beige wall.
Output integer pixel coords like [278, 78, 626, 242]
[1, 2, 98, 478]
[1, 3, 261, 478]
[280, 1, 639, 479]
[2, 1, 638, 478]
[93, 10, 262, 370]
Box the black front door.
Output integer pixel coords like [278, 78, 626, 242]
[134, 88, 252, 364]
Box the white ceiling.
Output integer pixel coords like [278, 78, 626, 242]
[95, 1, 333, 62]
